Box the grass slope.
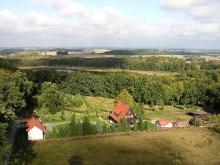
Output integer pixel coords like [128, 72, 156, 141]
[31, 128, 220, 165]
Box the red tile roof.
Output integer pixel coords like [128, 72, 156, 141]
[158, 119, 171, 126]
[109, 101, 129, 123]
[26, 118, 46, 132]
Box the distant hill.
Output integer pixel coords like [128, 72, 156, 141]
[0, 48, 25, 55]
[102, 49, 218, 56]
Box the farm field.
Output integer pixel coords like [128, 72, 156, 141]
[31, 127, 220, 165]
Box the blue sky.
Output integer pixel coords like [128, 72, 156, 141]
[0, 0, 219, 49]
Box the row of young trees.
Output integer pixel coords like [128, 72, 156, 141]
[46, 110, 156, 139]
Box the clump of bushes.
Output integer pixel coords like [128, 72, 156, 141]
[71, 94, 84, 108]
[206, 114, 220, 123]
[190, 117, 202, 126]
[211, 124, 220, 133]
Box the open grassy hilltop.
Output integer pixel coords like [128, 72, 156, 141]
[31, 127, 220, 165]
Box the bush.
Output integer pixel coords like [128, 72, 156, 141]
[207, 114, 220, 123]
[71, 95, 84, 108]
[211, 124, 220, 133]
[190, 117, 202, 126]
[82, 116, 95, 135]
[95, 120, 103, 134]
[75, 121, 83, 136]
[143, 121, 157, 130]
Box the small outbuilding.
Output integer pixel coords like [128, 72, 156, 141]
[156, 119, 173, 128]
[187, 110, 208, 119]
[109, 101, 136, 125]
[26, 118, 46, 141]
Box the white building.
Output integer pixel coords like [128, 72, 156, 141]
[26, 118, 46, 141]
[156, 119, 173, 128]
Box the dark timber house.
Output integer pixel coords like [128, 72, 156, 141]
[109, 101, 136, 125]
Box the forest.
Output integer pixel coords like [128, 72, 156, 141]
[2, 56, 220, 72]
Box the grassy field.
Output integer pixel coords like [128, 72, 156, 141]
[31, 127, 220, 165]
[143, 105, 195, 121]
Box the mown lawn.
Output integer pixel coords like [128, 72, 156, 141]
[31, 128, 220, 165]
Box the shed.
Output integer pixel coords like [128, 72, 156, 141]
[156, 119, 173, 128]
[187, 110, 208, 119]
[26, 118, 46, 141]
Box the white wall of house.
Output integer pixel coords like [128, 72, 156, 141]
[28, 127, 44, 140]
[160, 123, 173, 128]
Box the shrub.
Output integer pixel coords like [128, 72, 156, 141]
[211, 124, 220, 133]
[120, 119, 131, 132]
[95, 120, 103, 134]
[71, 94, 84, 108]
[190, 117, 202, 126]
[82, 116, 95, 135]
[207, 114, 220, 123]
[143, 121, 157, 130]
[56, 124, 71, 137]
[75, 121, 83, 136]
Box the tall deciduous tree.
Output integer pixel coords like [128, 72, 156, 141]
[116, 89, 135, 107]
[0, 71, 33, 161]
[38, 82, 64, 114]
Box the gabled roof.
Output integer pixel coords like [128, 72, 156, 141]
[26, 118, 46, 132]
[188, 110, 207, 115]
[109, 101, 129, 123]
[157, 119, 172, 126]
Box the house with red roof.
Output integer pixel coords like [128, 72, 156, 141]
[156, 119, 173, 128]
[109, 101, 136, 125]
[26, 118, 46, 140]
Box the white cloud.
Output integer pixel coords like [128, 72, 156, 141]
[0, 0, 219, 48]
[160, 0, 220, 20]
[160, 0, 207, 10]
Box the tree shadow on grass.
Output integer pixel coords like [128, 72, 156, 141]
[10, 127, 37, 165]
[68, 155, 83, 165]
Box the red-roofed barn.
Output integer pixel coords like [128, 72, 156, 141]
[26, 118, 46, 140]
[109, 101, 136, 125]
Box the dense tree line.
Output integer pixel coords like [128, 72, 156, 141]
[26, 70, 220, 110]
[3, 56, 220, 72]
[57, 71, 218, 108]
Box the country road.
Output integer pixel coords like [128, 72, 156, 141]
[44, 121, 70, 131]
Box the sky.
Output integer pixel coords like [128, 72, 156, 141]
[0, 0, 220, 49]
